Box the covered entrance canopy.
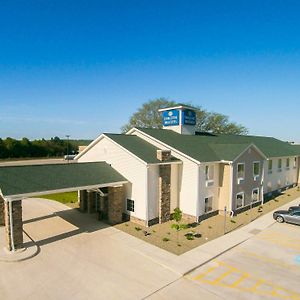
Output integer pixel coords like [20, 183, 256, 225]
[0, 161, 127, 201]
[0, 162, 127, 251]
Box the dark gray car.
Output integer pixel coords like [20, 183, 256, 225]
[273, 207, 300, 225]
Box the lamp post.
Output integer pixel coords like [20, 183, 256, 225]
[66, 135, 70, 163]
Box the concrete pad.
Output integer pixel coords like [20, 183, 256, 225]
[0, 227, 39, 262]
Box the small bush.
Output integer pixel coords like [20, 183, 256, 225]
[194, 233, 202, 238]
[125, 224, 129, 227]
[230, 219, 236, 223]
[152, 230, 156, 233]
[186, 235, 194, 240]
[208, 225, 213, 229]
[177, 243, 182, 247]
[135, 227, 142, 231]
[162, 237, 170, 242]
[167, 232, 171, 235]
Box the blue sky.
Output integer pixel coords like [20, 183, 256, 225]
[1, 0, 300, 142]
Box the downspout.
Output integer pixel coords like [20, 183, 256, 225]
[145, 165, 149, 226]
[261, 162, 265, 205]
[229, 162, 234, 214]
[196, 163, 200, 222]
[9, 200, 15, 252]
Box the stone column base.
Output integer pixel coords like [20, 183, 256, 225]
[108, 186, 124, 225]
[4, 200, 23, 251]
[0, 196, 4, 226]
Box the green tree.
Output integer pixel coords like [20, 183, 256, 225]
[121, 98, 248, 135]
[171, 207, 187, 246]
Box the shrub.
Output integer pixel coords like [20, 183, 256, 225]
[162, 237, 170, 242]
[135, 227, 142, 231]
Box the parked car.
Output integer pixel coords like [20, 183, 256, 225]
[288, 206, 300, 213]
[273, 207, 300, 225]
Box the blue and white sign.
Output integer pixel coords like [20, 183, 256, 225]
[162, 109, 179, 126]
[182, 109, 196, 125]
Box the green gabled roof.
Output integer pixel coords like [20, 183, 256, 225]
[291, 144, 300, 155]
[0, 162, 127, 198]
[105, 134, 180, 164]
[136, 128, 299, 162]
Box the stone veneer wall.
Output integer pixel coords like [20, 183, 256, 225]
[0, 196, 4, 226]
[157, 149, 172, 224]
[158, 165, 171, 223]
[79, 190, 87, 212]
[108, 186, 124, 225]
[4, 200, 23, 250]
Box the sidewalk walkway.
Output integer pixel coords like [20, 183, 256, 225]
[109, 197, 300, 275]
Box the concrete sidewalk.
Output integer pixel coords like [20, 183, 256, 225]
[111, 197, 300, 275]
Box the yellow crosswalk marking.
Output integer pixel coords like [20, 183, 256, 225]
[230, 273, 249, 288]
[191, 260, 300, 300]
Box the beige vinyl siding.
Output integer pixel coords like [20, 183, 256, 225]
[263, 156, 298, 193]
[218, 163, 232, 211]
[78, 137, 148, 221]
[198, 163, 220, 215]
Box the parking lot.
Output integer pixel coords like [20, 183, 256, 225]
[149, 222, 300, 299]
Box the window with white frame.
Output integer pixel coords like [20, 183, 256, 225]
[204, 196, 213, 213]
[252, 188, 259, 202]
[205, 165, 214, 186]
[268, 160, 273, 174]
[278, 159, 282, 171]
[236, 192, 244, 209]
[237, 163, 245, 181]
[286, 158, 290, 169]
[126, 199, 134, 212]
[294, 157, 297, 169]
[253, 162, 260, 179]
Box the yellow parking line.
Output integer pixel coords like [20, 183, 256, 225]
[193, 265, 217, 281]
[211, 270, 233, 284]
[230, 273, 250, 288]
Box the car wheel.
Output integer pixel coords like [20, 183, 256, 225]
[276, 216, 284, 223]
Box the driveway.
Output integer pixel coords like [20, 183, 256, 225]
[0, 198, 179, 300]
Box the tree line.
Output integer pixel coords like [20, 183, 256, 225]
[122, 98, 248, 134]
[0, 137, 89, 159]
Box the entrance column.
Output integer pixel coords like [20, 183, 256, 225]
[0, 195, 4, 226]
[4, 200, 23, 251]
[157, 150, 171, 223]
[107, 185, 124, 224]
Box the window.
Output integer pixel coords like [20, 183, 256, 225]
[237, 163, 245, 181]
[126, 199, 134, 212]
[205, 165, 214, 186]
[286, 158, 290, 169]
[204, 196, 213, 213]
[252, 188, 259, 202]
[236, 192, 244, 209]
[278, 159, 282, 171]
[293, 157, 297, 169]
[253, 162, 260, 179]
[268, 160, 273, 174]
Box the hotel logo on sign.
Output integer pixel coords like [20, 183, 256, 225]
[183, 109, 196, 125]
[162, 109, 179, 126]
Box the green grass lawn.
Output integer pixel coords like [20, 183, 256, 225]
[39, 191, 78, 204]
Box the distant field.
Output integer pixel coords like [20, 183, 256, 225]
[39, 191, 78, 204]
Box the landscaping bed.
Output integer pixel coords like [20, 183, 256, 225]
[115, 187, 300, 255]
